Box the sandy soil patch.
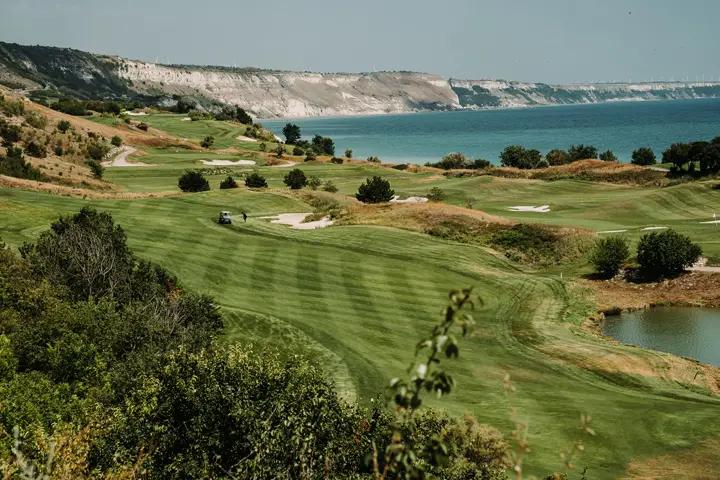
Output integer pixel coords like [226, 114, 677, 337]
[181, 117, 191, 121]
[124, 111, 147, 116]
[700, 219, 720, 224]
[236, 135, 258, 142]
[641, 226, 668, 231]
[508, 205, 551, 213]
[598, 229, 628, 234]
[390, 195, 428, 204]
[200, 159, 256, 166]
[261, 213, 334, 230]
[268, 161, 298, 168]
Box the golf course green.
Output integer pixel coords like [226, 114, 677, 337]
[1, 112, 719, 478]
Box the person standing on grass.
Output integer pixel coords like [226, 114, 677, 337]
[242, 211, 248, 223]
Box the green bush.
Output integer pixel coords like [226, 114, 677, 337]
[599, 150, 617, 162]
[345, 148, 352, 159]
[292, 146, 304, 156]
[23, 111, 48, 129]
[0, 148, 45, 181]
[322, 180, 338, 193]
[57, 120, 72, 133]
[111, 135, 123, 147]
[244, 172, 267, 188]
[86, 159, 104, 179]
[137, 122, 149, 131]
[200, 135, 214, 149]
[637, 229, 702, 278]
[427, 186, 446, 201]
[308, 175, 322, 190]
[304, 150, 316, 162]
[589, 236, 629, 278]
[631, 147, 656, 166]
[330, 156, 344, 164]
[283, 168, 307, 189]
[311, 135, 335, 155]
[366, 155, 380, 163]
[356, 176, 394, 203]
[545, 149, 569, 166]
[25, 140, 47, 158]
[86, 141, 110, 161]
[0, 121, 22, 145]
[282, 123, 301, 144]
[500, 145, 542, 169]
[219, 176, 238, 189]
[568, 144, 598, 161]
[178, 170, 210, 192]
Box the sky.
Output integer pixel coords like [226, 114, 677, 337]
[0, 0, 718, 84]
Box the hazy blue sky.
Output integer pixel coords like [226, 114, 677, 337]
[0, 0, 718, 83]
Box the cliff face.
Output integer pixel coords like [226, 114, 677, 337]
[1, 42, 719, 118]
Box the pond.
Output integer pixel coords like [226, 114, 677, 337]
[603, 307, 720, 366]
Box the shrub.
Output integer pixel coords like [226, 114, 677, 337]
[631, 147, 656, 166]
[322, 180, 338, 193]
[427, 153, 491, 170]
[545, 149, 569, 166]
[53, 145, 63, 156]
[57, 120, 72, 134]
[0, 121, 22, 145]
[470, 158, 491, 169]
[356, 176, 394, 203]
[86, 142, 110, 161]
[258, 142, 267, 152]
[500, 145, 542, 169]
[111, 135, 123, 147]
[307, 175, 322, 190]
[599, 150, 617, 162]
[25, 140, 47, 158]
[391, 163, 409, 170]
[178, 170, 210, 192]
[311, 135, 335, 155]
[589, 236, 629, 278]
[427, 186, 446, 202]
[274, 144, 285, 158]
[0, 148, 45, 181]
[283, 168, 307, 189]
[292, 146, 304, 156]
[282, 123, 301, 144]
[330, 157, 344, 164]
[345, 148, 352, 159]
[568, 144, 598, 161]
[637, 229, 702, 278]
[86, 160, 104, 179]
[23, 111, 48, 130]
[201, 136, 214, 149]
[137, 122, 149, 131]
[304, 150, 316, 162]
[366, 156, 380, 163]
[219, 176, 238, 189]
[244, 172, 268, 188]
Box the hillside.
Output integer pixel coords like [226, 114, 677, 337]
[2, 42, 720, 118]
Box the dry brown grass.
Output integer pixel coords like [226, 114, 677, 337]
[0, 175, 177, 199]
[623, 437, 720, 479]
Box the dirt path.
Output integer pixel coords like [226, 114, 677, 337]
[268, 161, 298, 168]
[103, 146, 148, 167]
[689, 258, 720, 273]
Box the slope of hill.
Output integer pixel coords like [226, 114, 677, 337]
[2, 41, 720, 117]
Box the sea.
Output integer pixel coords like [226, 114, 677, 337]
[263, 98, 720, 165]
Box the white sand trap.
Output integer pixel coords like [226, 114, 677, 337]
[269, 161, 298, 168]
[700, 220, 720, 224]
[124, 111, 147, 116]
[201, 159, 256, 166]
[508, 205, 551, 213]
[390, 195, 428, 204]
[236, 135, 258, 142]
[598, 229, 628, 234]
[181, 117, 191, 121]
[642, 226, 668, 231]
[260, 213, 333, 230]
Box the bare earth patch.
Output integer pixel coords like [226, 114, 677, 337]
[260, 213, 334, 230]
[390, 195, 428, 204]
[200, 159, 256, 166]
[0, 175, 176, 199]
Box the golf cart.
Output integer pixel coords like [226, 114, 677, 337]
[218, 211, 232, 225]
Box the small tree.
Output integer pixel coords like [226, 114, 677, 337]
[244, 172, 268, 188]
[219, 176, 238, 189]
[631, 147, 656, 166]
[366, 156, 380, 163]
[258, 142, 267, 152]
[25, 140, 47, 158]
[356, 176, 394, 203]
[111, 135, 123, 147]
[283, 168, 307, 189]
[274, 144, 284, 158]
[322, 180, 338, 193]
[307, 175, 322, 190]
[545, 149, 569, 166]
[282, 123, 301, 144]
[427, 186, 445, 202]
[589, 236, 629, 278]
[311, 135, 335, 155]
[137, 122, 149, 131]
[599, 150, 617, 162]
[86, 160, 104, 179]
[345, 148, 352, 159]
[57, 120, 71, 133]
[305, 150, 316, 162]
[568, 144, 598, 161]
[178, 170, 210, 192]
[201, 136, 215, 149]
[292, 146, 304, 156]
[637, 229, 702, 278]
[330, 157, 343, 164]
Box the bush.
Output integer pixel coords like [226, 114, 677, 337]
[545, 149, 569, 166]
[431, 152, 469, 170]
[637, 229, 702, 278]
[25, 140, 47, 158]
[0, 121, 22, 145]
[283, 168, 307, 189]
[308, 175, 322, 190]
[282, 123, 301, 144]
[201, 136, 214, 149]
[244, 172, 268, 188]
[311, 135, 335, 156]
[24, 111, 48, 130]
[427, 186, 446, 202]
[178, 170, 210, 192]
[330, 156, 344, 164]
[86, 142, 110, 161]
[345, 148, 352, 159]
[292, 146, 305, 156]
[631, 147, 656, 166]
[589, 236, 629, 278]
[322, 180, 338, 193]
[111, 135, 123, 147]
[599, 150, 617, 162]
[500, 145, 542, 169]
[86, 160, 104, 179]
[274, 144, 285, 158]
[258, 142, 267, 152]
[57, 120, 72, 134]
[356, 176, 394, 203]
[304, 150, 316, 162]
[0, 148, 45, 181]
[366, 156, 380, 163]
[219, 176, 238, 189]
[137, 122, 149, 131]
[568, 144, 598, 161]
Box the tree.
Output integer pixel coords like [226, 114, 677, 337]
[201, 136, 214, 149]
[637, 229, 702, 278]
[304, 150, 316, 162]
[219, 176, 238, 189]
[274, 144, 285, 158]
[292, 146, 304, 156]
[86, 142, 110, 161]
[356, 176, 395, 203]
[311, 135, 335, 156]
[244, 172, 268, 188]
[433, 152, 469, 170]
[283, 168, 307, 189]
[567, 144, 598, 161]
[545, 149, 569, 166]
[282, 123, 301, 144]
[345, 148, 352, 159]
[57, 120, 72, 134]
[599, 150, 617, 162]
[589, 236, 629, 278]
[662, 143, 690, 170]
[499, 145, 542, 169]
[698, 143, 720, 175]
[111, 135, 123, 147]
[178, 170, 210, 192]
[86, 160, 104, 179]
[631, 147, 656, 166]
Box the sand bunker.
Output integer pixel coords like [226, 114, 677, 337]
[201, 159, 256, 166]
[181, 117, 191, 121]
[269, 161, 298, 168]
[236, 135, 258, 142]
[700, 220, 720, 224]
[124, 111, 147, 116]
[260, 213, 334, 230]
[390, 195, 428, 204]
[508, 205, 551, 213]
[598, 229, 628, 234]
[642, 226, 668, 231]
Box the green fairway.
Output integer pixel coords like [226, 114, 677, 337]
[3, 115, 720, 477]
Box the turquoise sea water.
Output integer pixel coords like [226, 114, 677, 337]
[263, 98, 720, 164]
